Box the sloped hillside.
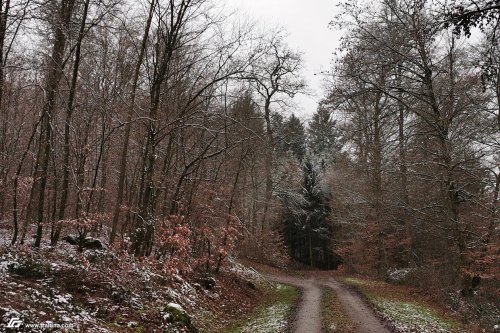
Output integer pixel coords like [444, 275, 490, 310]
[0, 244, 267, 332]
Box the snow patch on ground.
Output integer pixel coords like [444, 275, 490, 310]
[238, 303, 290, 333]
[167, 303, 185, 312]
[232, 282, 297, 333]
[0, 252, 19, 277]
[387, 268, 415, 282]
[228, 257, 266, 282]
[373, 298, 464, 333]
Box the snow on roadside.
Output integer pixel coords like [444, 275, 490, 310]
[372, 298, 465, 333]
[231, 282, 297, 333]
[238, 303, 290, 333]
[342, 277, 466, 333]
[228, 257, 266, 282]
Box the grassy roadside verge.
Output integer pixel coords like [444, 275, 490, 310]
[340, 277, 465, 333]
[321, 287, 356, 333]
[225, 283, 299, 333]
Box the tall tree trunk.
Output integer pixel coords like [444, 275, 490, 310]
[373, 93, 387, 277]
[30, 0, 76, 247]
[86, 117, 108, 216]
[496, 68, 500, 131]
[53, 0, 91, 246]
[132, 0, 192, 256]
[369, 66, 388, 277]
[308, 218, 313, 267]
[110, 0, 156, 245]
[0, 0, 9, 149]
[97, 127, 110, 214]
[0, 0, 10, 226]
[261, 99, 274, 232]
[11, 122, 38, 245]
[396, 64, 412, 264]
[215, 148, 246, 273]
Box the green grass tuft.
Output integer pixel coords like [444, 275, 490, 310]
[227, 283, 299, 333]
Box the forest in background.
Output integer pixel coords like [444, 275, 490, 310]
[0, 0, 498, 328]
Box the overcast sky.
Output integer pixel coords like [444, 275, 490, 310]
[223, 0, 343, 120]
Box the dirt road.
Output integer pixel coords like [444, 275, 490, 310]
[323, 278, 391, 333]
[270, 275, 322, 333]
[268, 275, 390, 333]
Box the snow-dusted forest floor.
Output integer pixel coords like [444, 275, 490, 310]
[0, 243, 496, 333]
[0, 243, 265, 332]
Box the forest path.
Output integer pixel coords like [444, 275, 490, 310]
[323, 277, 391, 333]
[269, 275, 322, 333]
[267, 274, 390, 333]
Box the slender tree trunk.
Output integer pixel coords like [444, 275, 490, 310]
[496, 69, 500, 131]
[215, 148, 246, 273]
[30, 0, 76, 248]
[373, 102, 386, 277]
[0, 0, 10, 220]
[133, 0, 193, 256]
[370, 68, 388, 277]
[74, 118, 92, 252]
[1, 0, 10, 237]
[486, 172, 499, 246]
[160, 135, 174, 217]
[397, 111, 408, 188]
[0, 0, 10, 114]
[87, 118, 108, 215]
[261, 99, 274, 232]
[11, 122, 38, 245]
[110, 0, 155, 245]
[97, 130, 109, 214]
[396, 64, 412, 264]
[53, 0, 91, 246]
[308, 218, 313, 267]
